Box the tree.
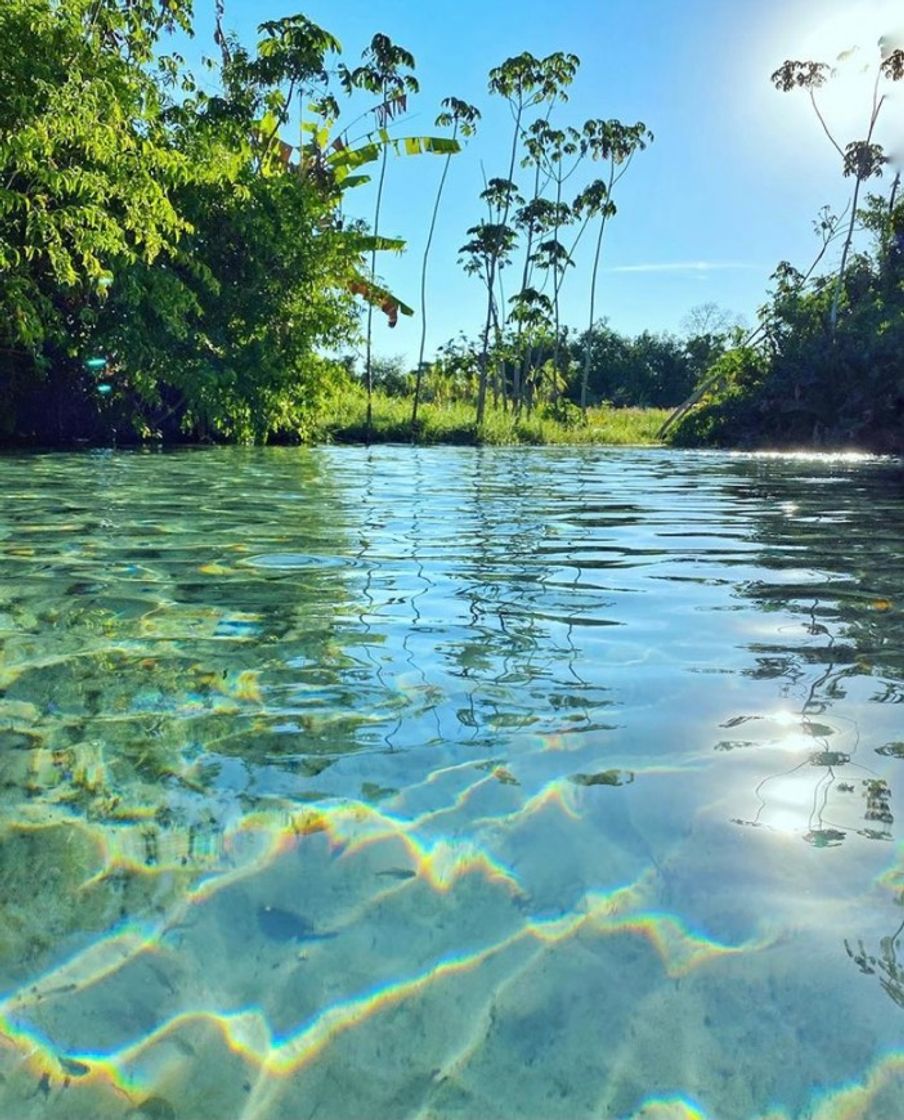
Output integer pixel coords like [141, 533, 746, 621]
[575, 119, 652, 410]
[459, 177, 522, 412]
[681, 302, 739, 339]
[771, 42, 904, 333]
[339, 34, 419, 437]
[0, 0, 195, 426]
[523, 123, 582, 383]
[412, 97, 480, 426]
[667, 171, 904, 452]
[0, 4, 460, 443]
[569, 322, 696, 408]
[470, 51, 579, 423]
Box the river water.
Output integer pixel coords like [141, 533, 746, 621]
[0, 446, 902, 1120]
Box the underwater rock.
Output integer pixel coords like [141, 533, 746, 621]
[492, 766, 519, 785]
[569, 769, 633, 787]
[58, 1057, 90, 1078]
[360, 781, 397, 801]
[127, 1096, 177, 1120]
[256, 905, 336, 943]
[804, 828, 846, 847]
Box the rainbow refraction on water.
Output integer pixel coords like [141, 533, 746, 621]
[0, 446, 902, 1119]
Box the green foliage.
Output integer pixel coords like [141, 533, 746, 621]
[572, 325, 701, 408]
[313, 388, 665, 446]
[20, 8, 898, 454]
[0, 2, 452, 444]
[0, 7, 660, 445]
[105, 172, 359, 442]
[668, 199, 904, 450]
[667, 347, 767, 447]
[666, 45, 904, 453]
[0, 0, 192, 356]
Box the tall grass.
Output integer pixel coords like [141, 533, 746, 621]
[310, 389, 667, 446]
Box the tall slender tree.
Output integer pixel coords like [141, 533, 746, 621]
[459, 179, 521, 406]
[510, 197, 559, 409]
[471, 51, 578, 423]
[412, 97, 480, 425]
[576, 119, 652, 411]
[771, 44, 904, 334]
[525, 122, 582, 380]
[339, 35, 418, 436]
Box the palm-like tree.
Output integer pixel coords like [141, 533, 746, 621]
[771, 48, 904, 334]
[412, 97, 480, 426]
[339, 35, 418, 436]
[470, 51, 578, 423]
[576, 119, 652, 411]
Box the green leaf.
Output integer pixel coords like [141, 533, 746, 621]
[348, 233, 406, 254]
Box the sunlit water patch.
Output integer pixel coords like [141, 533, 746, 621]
[0, 446, 903, 1119]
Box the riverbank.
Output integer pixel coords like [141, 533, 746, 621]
[309, 391, 668, 447]
[0, 392, 668, 449]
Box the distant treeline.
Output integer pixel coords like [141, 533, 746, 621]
[358, 311, 738, 416]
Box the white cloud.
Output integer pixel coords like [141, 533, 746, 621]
[606, 260, 759, 274]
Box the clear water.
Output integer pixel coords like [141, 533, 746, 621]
[0, 446, 902, 1120]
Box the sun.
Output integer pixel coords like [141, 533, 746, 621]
[813, 3, 903, 166]
[794, 0, 901, 55]
[745, 0, 904, 170]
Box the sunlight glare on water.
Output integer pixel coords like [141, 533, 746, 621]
[0, 446, 902, 1120]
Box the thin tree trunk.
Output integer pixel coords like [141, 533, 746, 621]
[581, 210, 608, 410]
[365, 142, 389, 438]
[581, 164, 619, 411]
[829, 78, 885, 334]
[551, 172, 564, 391]
[413, 132, 457, 426]
[476, 264, 494, 424]
[491, 300, 504, 409]
[477, 105, 522, 425]
[829, 176, 863, 333]
[512, 159, 546, 413]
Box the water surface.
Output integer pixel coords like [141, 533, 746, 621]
[0, 446, 902, 1119]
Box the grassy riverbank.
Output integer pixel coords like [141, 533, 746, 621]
[310, 390, 668, 446]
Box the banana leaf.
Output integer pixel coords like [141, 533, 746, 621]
[347, 271, 414, 329]
[328, 135, 461, 173]
[346, 233, 406, 254]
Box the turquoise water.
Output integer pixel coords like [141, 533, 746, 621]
[0, 446, 902, 1120]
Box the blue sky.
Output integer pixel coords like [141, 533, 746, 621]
[184, 0, 903, 365]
